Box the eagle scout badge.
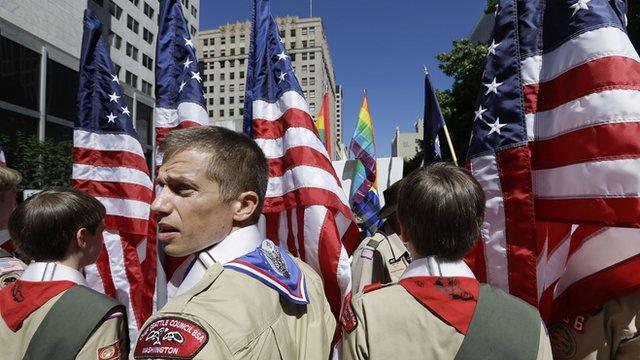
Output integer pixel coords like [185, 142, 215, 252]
[97, 341, 121, 360]
[134, 317, 208, 359]
[261, 239, 290, 278]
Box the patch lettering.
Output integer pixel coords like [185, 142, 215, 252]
[134, 317, 208, 359]
[340, 292, 357, 333]
[97, 341, 121, 360]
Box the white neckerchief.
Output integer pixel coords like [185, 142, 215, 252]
[20, 262, 88, 286]
[400, 256, 476, 280]
[0, 229, 10, 246]
[170, 225, 264, 297]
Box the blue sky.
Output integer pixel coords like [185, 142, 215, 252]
[200, 0, 486, 157]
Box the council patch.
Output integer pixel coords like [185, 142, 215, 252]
[134, 317, 208, 359]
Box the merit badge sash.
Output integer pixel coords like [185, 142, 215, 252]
[225, 239, 309, 305]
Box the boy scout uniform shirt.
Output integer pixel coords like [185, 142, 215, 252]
[134, 225, 336, 359]
[350, 223, 410, 293]
[549, 290, 640, 359]
[341, 257, 554, 360]
[0, 262, 128, 359]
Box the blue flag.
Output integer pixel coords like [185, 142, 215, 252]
[422, 68, 446, 165]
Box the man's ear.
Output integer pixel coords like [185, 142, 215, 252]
[232, 191, 260, 223]
[75, 227, 88, 250]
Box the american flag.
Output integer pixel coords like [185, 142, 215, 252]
[73, 9, 154, 340]
[154, 0, 209, 286]
[466, 0, 640, 320]
[244, 0, 361, 321]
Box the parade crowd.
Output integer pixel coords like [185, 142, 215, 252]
[0, 126, 637, 359]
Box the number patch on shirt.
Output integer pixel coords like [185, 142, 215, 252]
[134, 317, 208, 359]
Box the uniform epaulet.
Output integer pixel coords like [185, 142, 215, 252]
[224, 239, 309, 305]
[366, 239, 382, 249]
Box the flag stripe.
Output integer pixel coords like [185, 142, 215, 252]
[74, 130, 146, 155]
[267, 165, 350, 205]
[531, 122, 640, 170]
[523, 56, 640, 114]
[253, 109, 318, 139]
[252, 91, 310, 121]
[74, 148, 150, 174]
[256, 127, 330, 159]
[536, 197, 640, 227]
[72, 164, 153, 189]
[267, 146, 341, 183]
[72, 179, 154, 203]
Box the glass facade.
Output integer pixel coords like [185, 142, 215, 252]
[0, 37, 40, 110]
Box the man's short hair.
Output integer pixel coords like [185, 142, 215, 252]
[160, 126, 268, 224]
[0, 166, 21, 193]
[8, 187, 106, 262]
[397, 164, 485, 261]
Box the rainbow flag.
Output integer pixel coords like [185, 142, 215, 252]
[349, 91, 382, 235]
[314, 92, 332, 159]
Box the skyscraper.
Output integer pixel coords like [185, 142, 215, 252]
[197, 16, 343, 148]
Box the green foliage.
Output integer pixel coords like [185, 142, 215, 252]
[0, 133, 72, 189]
[485, 0, 499, 14]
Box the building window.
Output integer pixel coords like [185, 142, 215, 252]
[301, 65, 308, 74]
[114, 63, 121, 76]
[125, 71, 138, 88]
[220, 73, 225, 81]
[230, 48, 235, 56]
[302, 40, 308, 47]
[219, 109, 224, 117]
[309, 77, 316, 85]
[239, 108, 244, 116]
[309, 90, 316, 99]
[240, 83, 245, 91]
[143, 28, 154, 44]
[203, 87, 207, 94]
[209, 110, 214, 118]
[302, 27, 308, 35]
[309, 39, 315, 47]
[220, 85, 225, 93]
[239, 59, 245, 66]
[309, 52, 316, 60]
[309, 64, 315, 73]
[127, 15, 139, 34]
[229, 72, 235, 80]
[109, 31, 122, 50]
[229, 109, 234, 116]
[108, 1, 122, 19]
[309, 103, 316, 112]
[143, 2, 154, 19]
[230, 36, 236, 44]
[208, 98, 214, 105]
[221, 37, 226, 45]
[230, 60, 235, 68]
[203, 39, 209, 46]
[142, 54, 153, 70]
[290, 42, 295, 49]
[129, 0, 139, 7]
[190, 5, 197, 17]
[181, 0, 189, 8]
[141, 80, 152, 95]
[240, 47, 245, 55]
[229, 96, 235, 104]
[240, 71, 245, 79]
[309, 27, 316, 35]
[208, 74, 214, 81]
[209, 86, 214, 93]
[240, 34, 246, 42]
[302, 53, 308, 60]
[240, 95, 245, 103]
[126, 43, 139, 61]
[202, 50, 209, 58]
[290, 29, 296, 37]
[190, 26, 196, 36]
[229, 84, 235, 92]
[301, 78, 308, 86]
[91, 0, 104, 6]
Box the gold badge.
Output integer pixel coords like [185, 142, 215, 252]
[549, 324, 576, 359]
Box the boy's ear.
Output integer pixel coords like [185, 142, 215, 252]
[75, 227, 88, 250]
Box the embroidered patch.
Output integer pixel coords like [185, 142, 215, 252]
[0, 259, 25, 274]
[340, 292, 357, 333]
[134, 317, 208, 359]
[549, 323, 577, 359]
[360, 248, 374, 260]
[97, 341, 121, 360]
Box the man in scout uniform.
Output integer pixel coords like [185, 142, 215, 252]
[133, 126, 335, 359]
[0, 188, 128, 359]
[351, 179, 411, 293]
[341, 164, 553, 359]
[548, 291, 640, 359]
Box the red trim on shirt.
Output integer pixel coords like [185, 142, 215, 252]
[399, 276, 479, 335]
[0, 280, 76, 331]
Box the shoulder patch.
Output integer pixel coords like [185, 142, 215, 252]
[366, 239, 381, 249]
[134, 317, 208, 359]
[360, 248, 374, 260]
[340, 292, 358, 333]
[363, 282, 383, 293]
[224, 239, 309, 305]
[97, 341, 121, 360]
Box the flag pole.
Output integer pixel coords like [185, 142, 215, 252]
[423, 66, 458, 166]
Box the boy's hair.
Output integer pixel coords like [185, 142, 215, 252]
[160, 126, 268, 224]
[8, 187, 106, 261]
[397, 164, 485, 261]
[0, 166, 21, 193]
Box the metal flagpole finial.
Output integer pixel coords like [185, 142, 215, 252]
[423, 65, 429, 75]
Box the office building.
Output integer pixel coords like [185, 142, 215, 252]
[197, 16, 344, 149]
[0, 0, 199, 163]
[391, 120, 424, 160]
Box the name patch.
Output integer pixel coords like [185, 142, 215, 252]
[134, 317, 208, 359]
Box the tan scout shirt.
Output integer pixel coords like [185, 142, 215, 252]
[549, 290, 640, 359]
[342, 257, 553, 360]
[134, 226, 335, 359]
[351, 224, 410, 293]
[0, 262, 127, 359]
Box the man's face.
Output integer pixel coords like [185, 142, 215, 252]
[152, 149, 235, 257]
